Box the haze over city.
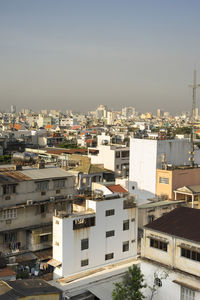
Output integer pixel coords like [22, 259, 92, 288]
[1, 0, 200, 113]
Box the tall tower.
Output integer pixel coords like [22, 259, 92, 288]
[189, 70, 200, 167]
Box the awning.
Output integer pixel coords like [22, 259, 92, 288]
[47, 258, 62, 268]
[173, 280, 200, 292]
[34, 248, 52, 261]
[39, 232, 52, 236]
[15, 252, 37, 264]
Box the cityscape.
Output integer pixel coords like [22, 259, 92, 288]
[1, 1, 200, 300]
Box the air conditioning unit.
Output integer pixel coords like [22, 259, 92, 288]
[27, 200, 33, 205]
[50, 196, 55, 202]
[9, 256, 16, 264]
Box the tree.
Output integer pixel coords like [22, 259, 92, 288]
[112, 264, 146, 300]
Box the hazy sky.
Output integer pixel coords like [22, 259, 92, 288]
[1, 0, 200, 113]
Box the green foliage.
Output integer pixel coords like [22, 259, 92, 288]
[58, 142, 79, 149]
[174, 127, 192, 135]
[112, 265, 146, 300]
[16, 269, 29, 279]
[0, 154, 11, 164]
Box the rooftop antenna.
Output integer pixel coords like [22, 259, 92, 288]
[188, 70, 200, 167]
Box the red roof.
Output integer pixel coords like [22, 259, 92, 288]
[0, 267, 16, 278]
[107, 184, 128, 194]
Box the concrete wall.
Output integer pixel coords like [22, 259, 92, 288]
[141, 260, 200, 300]
[53, 197, 138, 278]
[129, 138, 192, 204]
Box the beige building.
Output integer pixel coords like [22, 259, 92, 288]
[141, 207, 200, 300]
[0, 165, 75, 258]
[156, 166, 200, 200]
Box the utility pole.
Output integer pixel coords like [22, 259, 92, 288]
[188, 70, 200, 167]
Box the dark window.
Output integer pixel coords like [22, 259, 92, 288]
[41, 191, 46, 196]
[121, 151, 129, 158]
[81, 238, 89, 250]
[115, 151, 120, 158]
[123, 241, 129, 252]
[40, 205, 46, 214]
[36, 181, 49, 191]
[150, 238, 168, 252]
[105, 253, 114, 260]
[73, 217, 95, 230]
[54, 179, 65, 189]
[81, 259, 89, 267]
[105, 209, 115, 217]
[56, 189, 60, 194]
[106, 230, 115, 238]
[3, 185, 17, 195]
[4, 232, 17, 243]
[40, 235, 49, 243]
[123, 220, 129, 231]
[181, 247, 200, 262]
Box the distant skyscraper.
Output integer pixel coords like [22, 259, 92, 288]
[10, 105, 16, 114]
[157, 109, 163, 118]
[122, 107, 135, 118]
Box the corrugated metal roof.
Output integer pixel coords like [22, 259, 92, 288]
[138, 200, 184, 209]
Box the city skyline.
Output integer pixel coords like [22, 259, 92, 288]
[1, 0, 200, 113]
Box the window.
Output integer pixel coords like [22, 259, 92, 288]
[3, 184, 17, 195]
[116, 165, 120, 170]
[106, 230, 115, 238]
[181, 247, 200, 262]
[81, 259, 89, 267]
[150, 238, 168, 252]
[73, 217, 95, 230]
[2, 209, 17, 220]
[81, 238, 89, 250]
[40, 235, 49, 243]
[54, 179, 65, 189]
[36, 181, 49, 192]
[123, 220, 129, 231]
[105, 253, 114, 260]
[105, 209, 115, 217]
[115, 151, 120, 158]
[159, 177, 169, 184]
[181, 286, 195, 300]
[121, 151, 129, 158]
[4, 232, 17, 243]
[123, 241, 129, 252]
[40, 205, 46, 214]
[148, 215, 155, 223]
[55, 241, 59, 246]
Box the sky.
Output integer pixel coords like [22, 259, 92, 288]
[1, 0, 200, 113]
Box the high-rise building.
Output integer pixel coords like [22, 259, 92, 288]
[10, 105, 16, 114]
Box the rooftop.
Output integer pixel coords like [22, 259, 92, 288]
[145, 207, 200, 243]
[0, 279, 62, 300]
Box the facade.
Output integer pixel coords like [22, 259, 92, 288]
[141, 207, 200, 300]
[129, 138, 192, 203]
[0, 165, 75, 257]
[88, 134, 129, 176]
[51, 186, 137, 279]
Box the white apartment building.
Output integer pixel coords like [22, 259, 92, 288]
[88, 133, 129, 176]
[129, 138, 192, 203]
[141, 207, 200, 300]
[51, 185, 137, 279]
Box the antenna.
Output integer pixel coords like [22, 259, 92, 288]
[188, 70, 200, 167]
